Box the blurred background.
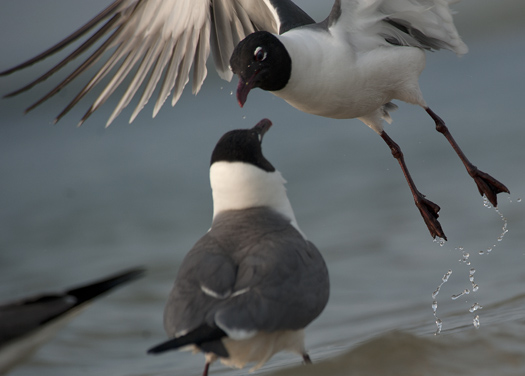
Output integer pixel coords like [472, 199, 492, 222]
[0, 1, 524, 375]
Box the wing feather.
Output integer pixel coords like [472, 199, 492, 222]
[334, 0, 467, 54]
[191, 20, 211, 95]
[1, 0, 315, 126]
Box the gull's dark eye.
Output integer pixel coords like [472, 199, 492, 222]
[254, 46, 267, 62]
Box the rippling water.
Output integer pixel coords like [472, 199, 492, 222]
[1, 1, 524, 375]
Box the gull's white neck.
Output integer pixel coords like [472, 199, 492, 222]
[210, 161, 304, 237]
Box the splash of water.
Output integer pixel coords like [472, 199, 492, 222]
[479, 195, 508, 254]
[459, 249, 471, 265]
[469, 303, 483, 313]
[431, 195, 511, 333]
[451, 288, 470, 300]
[433, 237, 446, 247]
[432, 269, 452, 335]
[435, 318, 443, 334]
[468, 268, 479, 292]
[473, 315, 481, 329]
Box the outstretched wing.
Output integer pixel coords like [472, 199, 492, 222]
[0, 0, 314, 126]
[330, 0, 468, 54]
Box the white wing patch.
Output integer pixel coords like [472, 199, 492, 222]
[231, 287, 250, 298]
[200, 285, 231, 300]
[200, 285, 251, 300]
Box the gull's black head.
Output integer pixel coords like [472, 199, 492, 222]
[230, 31, 291, 107]
[210, 118, 275, 172]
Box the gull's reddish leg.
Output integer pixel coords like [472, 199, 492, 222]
[426, 108, 509, 206]
[381, 131, 446, 240]
[202, 362, 210, 376]
[303, 354, 312, 364]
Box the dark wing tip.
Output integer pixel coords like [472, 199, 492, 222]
[147, 325, 228, 357]
[268, 0, 316, 34]
[66, 267, 145, 305]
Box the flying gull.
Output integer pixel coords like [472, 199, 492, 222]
[0, 1, 509, 239]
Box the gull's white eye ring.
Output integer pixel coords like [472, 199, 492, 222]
[254, 46, 267, 61]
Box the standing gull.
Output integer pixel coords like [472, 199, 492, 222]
[147, 119, 329, 376]
[0, 268, 144, 374]
[0, 1, 508, 238]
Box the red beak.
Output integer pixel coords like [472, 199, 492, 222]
[236, 72, 258, 108]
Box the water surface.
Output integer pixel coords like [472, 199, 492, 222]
[1, 1, 524, 375]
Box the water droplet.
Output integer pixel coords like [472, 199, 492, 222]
[451, 289, 470, 300]
[435, 318, 443, 335]
[473, 315, 480, 329]
[434, 237, 446, 246]
[242, 116, 246, 120]
[472, 284, 479, 292]
[478, 250, 485, 255]
[469, 303, 483, 313]
[469, 274, 475, 283]
[432, 269, 453, 331]
[229, 91, 233, 95]
[517, 198, 522, 203]
[470, 268, 476, 275]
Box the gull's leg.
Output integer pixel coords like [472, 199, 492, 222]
[381, 131, 446, 240]
[202, 362, 210, 376]
[426, 108, 509, 206]
[303, 353, 312, 364]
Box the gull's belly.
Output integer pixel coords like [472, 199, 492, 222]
[275, 84, 391, 120]
[274, 32, 426, 120]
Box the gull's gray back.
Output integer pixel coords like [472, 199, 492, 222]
[164, 206, 329, 337]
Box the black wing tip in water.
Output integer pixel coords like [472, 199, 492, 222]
[66, 267, 146, 305]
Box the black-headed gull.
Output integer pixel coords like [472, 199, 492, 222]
[0, 268, 144, 374]
[147, 119, 329, 376]
[229, 1, 509, 239]
[0, 0, 509, 239]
